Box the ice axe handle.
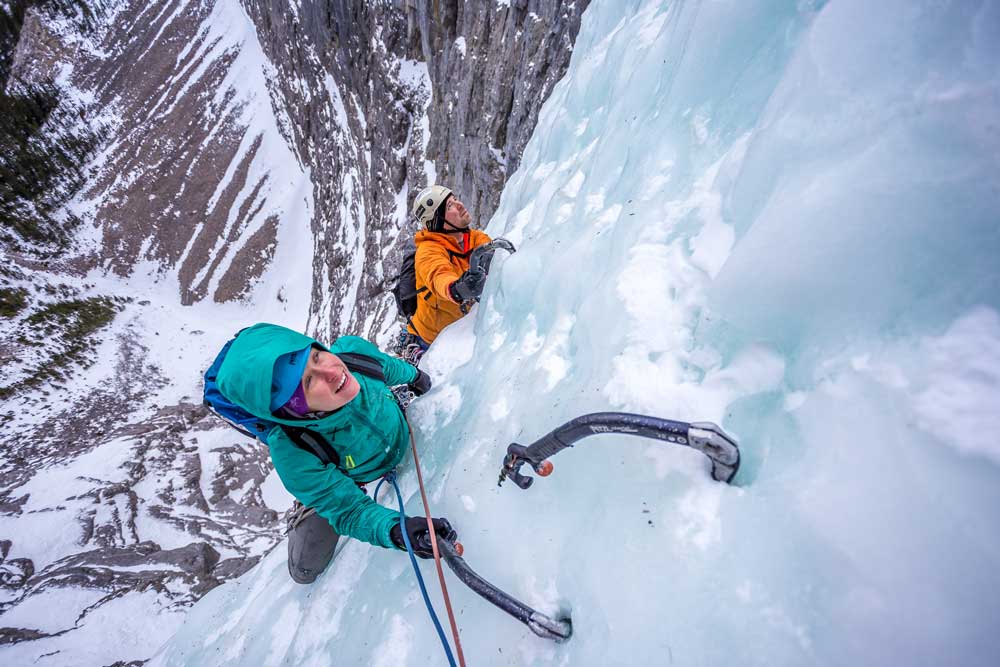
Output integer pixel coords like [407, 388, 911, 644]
[437, 538, 572, 642]
[498, 413, 741, 488]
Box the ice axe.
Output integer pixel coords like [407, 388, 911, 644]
[437, 539, 572, 642]
[468, 237, 516, 274]
[458, 238, 516, 314]
[499, 412, 741, 489]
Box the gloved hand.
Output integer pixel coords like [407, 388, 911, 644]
[448, 268, 487, 304]
[409, 369, 432, 396]
[390, 517, 458, 558]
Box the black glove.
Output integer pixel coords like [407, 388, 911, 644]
[448, 268, 487, 304]
[409, 369, 432, 396]
[390, 517, 457, 558]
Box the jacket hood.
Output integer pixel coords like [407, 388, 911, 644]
[216, 323, 328, 422]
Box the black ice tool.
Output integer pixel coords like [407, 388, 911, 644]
[499, 412, 741, 489]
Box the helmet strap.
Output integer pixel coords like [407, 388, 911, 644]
[431, 194, 456, 232]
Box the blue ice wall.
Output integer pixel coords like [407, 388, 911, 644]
[151, 1, 1000, 665]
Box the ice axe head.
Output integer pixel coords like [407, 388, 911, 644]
[688, 422, 741, 483]
[468, 238, 517, 275]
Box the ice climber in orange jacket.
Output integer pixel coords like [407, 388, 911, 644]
[402, 184, 492, 364]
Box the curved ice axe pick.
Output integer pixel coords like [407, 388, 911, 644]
[467, 237, 516, 275]
[437, 539, 573, 642]
[498, 412, 740, 489]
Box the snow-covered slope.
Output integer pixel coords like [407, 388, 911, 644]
[148, 1, 1000, 666]
[1, 1, 590, 664]
[0, 1, 311, 662]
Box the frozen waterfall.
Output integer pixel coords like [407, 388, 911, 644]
[152, 0, 1000, 665]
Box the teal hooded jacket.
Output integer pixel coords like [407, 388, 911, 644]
[216, 323, 419, 549]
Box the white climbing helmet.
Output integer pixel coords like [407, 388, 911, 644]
[411, 184, 453, 230]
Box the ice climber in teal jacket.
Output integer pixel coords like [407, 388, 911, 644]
[216, 323, 457, 584]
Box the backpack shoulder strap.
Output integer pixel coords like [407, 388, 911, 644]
[337, 352, 386, 384]
[281, 425, 340, 467]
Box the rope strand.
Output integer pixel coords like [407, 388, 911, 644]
[407, 419, 466, 667]
[376, 472, 457, 667]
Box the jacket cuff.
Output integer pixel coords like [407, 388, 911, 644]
[376, 512, 401, 549]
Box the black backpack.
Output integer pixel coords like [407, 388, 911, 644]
[392, 250, 429, 319]
[203, 332, 386, 467]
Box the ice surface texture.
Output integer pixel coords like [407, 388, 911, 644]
[152, 1, 1000, 665]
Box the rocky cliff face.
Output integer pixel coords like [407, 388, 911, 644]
[6, 0, 587, 339]
[0, 0, 588, 663]
[237, 0, 432, 343]
[412, 0, 588, 241]
[240, 0, 589, 343]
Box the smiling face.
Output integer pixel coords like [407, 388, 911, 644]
[301, 348, 361, 412]
[443, 195, 471, 229]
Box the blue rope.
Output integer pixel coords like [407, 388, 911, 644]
[375, 471, 457, 667]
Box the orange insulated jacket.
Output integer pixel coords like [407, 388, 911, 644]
[408, 228, 493, 343]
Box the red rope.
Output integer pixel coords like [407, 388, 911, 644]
[407, 421, 466, 667]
